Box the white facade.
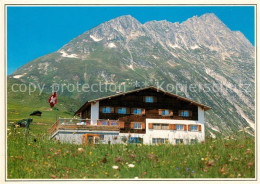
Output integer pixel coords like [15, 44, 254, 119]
[91, 102, 206, 145]
[90, 101, 99, 125]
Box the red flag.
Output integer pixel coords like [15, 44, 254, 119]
[48, 91, 57, 108]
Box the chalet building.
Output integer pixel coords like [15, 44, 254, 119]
[49, 86, 211, 145]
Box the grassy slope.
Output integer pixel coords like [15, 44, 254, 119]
[7, 78, 81, 124]
[7, 126, 255, 178]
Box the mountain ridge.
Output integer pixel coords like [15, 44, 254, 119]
[10, 13, 255, 136]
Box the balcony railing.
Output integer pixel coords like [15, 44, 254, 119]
[48, 118, 124, 135]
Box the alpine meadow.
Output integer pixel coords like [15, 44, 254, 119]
[7, 10, 255, 179]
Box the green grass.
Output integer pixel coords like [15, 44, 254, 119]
[7, 124, 255, 179]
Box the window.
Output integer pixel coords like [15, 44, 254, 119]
[128, 137, 143, 144]
[190, 139, 198, 144]
[118, 107, 126, 114]
[145, 96, 154, 103]
[190, 125, 198, 131]
[110, 121, 118, 126]
[102, 121, 108, 126]
[153, 124, 161, 130]
[152, 124, 169, 130]
[181, 110, 190, 117]
[102, 107, 111, 113]
[161, 124, 169, 130]
[133, 108, 142, 115]
[176, 139, 183, 145]
[161, 109, 170, 116]
[133, 122, 142, 129]
[176, 124, 184, 130]
[152, 138, 168, 144]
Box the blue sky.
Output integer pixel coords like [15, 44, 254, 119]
[7, 6, 255, 75]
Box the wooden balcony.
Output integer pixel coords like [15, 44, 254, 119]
[48, 118, 124, 136]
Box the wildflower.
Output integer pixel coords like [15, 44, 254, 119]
[112, 165, 119, 170]
[78, 148, 84, 153]
[128, 164, 135, 168]
[91, 163, 95, 167]
[192, 170, 195, 173]
[201, 158, 204, 161]
[28, 144, 31, 146]
[186, 167, 190, 171]
[102, 157, 107, 163]
[176, 167, 180, 170]
[105, 172, 108, 175]
[44, 162, 49, 165]
[89, 151, 92, 156]
[134, 177, 139, 179]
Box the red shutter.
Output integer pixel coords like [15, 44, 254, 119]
[188, 125, 191, 131]
[184, 125, 187, 131]
[126, 108, 130, 114]
[148, 123, 153, 129]
[153, 96, 157, 102]
[142, 109, 146, 115]
[189, 111, 193, 117]
[198, 125, 201, 131]
[115, 107, 119, 113]
[110, 107, 114, 113]
[141, 122, 146, 129]
[119, 122, 124, 128]
[158, 109, 162, 115]
[99, 107, 103, 113]
[130, 122, 134, 129]
[173, 124, 176, 130]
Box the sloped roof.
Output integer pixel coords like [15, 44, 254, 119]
[75, 86, 211, 114]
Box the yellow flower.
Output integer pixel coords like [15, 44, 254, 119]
[48, 156, 51, 159]
[91, 163, 95, 167]
[73, 132, 76, 134]
[44, 162, 49, 165]
[89, 152, 92, 156]
[28, 144, 31, 146]
[204, 157, 208, 161]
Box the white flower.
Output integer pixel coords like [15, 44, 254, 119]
[112, 165, 119, 170]
[77, 148, 84, 152]
[134, 177, 139, 179]
[128, 164, 135, 168]
[201, 158, 204, 160]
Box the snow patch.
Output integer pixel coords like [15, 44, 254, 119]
[108, 43, 117, 48]
[234, 104, 255, 130]
[13, 73, 27, 79]
[168, 42, 181, 49]
[152, 55, 159, 59]
[190, 45, 200, 49]
[209, 131, 216, 138]
[128, 64, 134, 70]
[90, 35, 103, 42]
[59, 50, 79, 58]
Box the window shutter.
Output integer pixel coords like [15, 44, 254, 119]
[119, 121, 124, 128]
[158, 109, 162, 115]
[169, 124, 173, 130]
[110, 107, 114, 113]
[143, 96, 146, 102]
[169, 110, 173, 116]
[188, 125, 191, 131]
[148, 123, 153, 129]
[99, 107, 103, 113]
[142, 109, 146, 115]
[126, 107, 130, 114]
[178, 110, 181, 116]
[198, 125, 201, 131]
[189, 111, 193, 117]
[115, 107, 119, 113]
[184, 125, 187, 131]
[141, 122, 146, 129]
[130, 122, 134, 129]
[173, 124, 176, 130]
[131, 108, 134, 114]
[154, 97, 157, 102]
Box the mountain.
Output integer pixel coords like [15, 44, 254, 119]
[10, 13, 255, 136]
